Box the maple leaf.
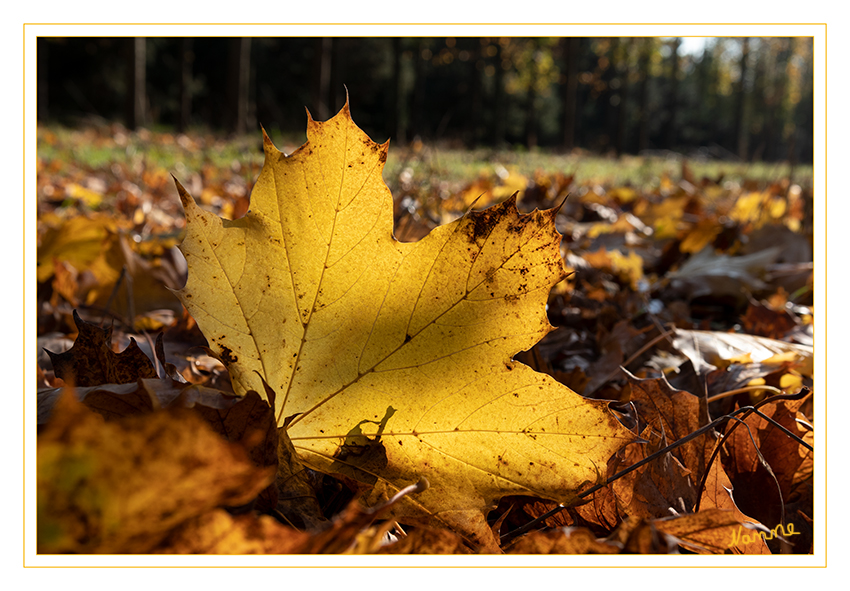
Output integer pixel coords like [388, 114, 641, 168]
[175, 101, 635, 549]
[45, 310, 158, 386]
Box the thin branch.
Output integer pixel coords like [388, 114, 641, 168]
[693, 386, 812, 513]
[707, 384, 784, 404]
[499, 387, 811, 544]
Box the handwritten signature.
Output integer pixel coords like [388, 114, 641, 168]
[729, 523, 800, 547]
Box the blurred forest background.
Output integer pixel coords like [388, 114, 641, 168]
[36, 36, 813, 163]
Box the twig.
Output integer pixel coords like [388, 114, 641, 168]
[596, 324, 677, 387]
[726, 416, 786, 527]
[499, 387, 812, 544]
[692, 386, 812, 513]
[706, 384, 784, 404]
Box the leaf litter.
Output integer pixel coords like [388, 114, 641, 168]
[35, 99, 814, 555]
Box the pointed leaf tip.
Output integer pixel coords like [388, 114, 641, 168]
[172, 177, 194, 210]
[261, 127, 277, 155]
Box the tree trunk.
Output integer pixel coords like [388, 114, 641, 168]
[750, 41, 769, 162]
[410, 39, 427, 139]
[467, 39, 481, 148]
[665, 37, 681, 150]
[524, 40, 539, 149]
[561, 37, 579, 151]
[493, 40, 506, 146]
[329, 39, 346, 115]
[177, 38, 193, 133]
[695, 41, 712, 145]
[390, 38, 404, 143]
[768, 39, 790, 162]
[312, 37, 333, 120]
[125, 37, 146, 130]
[525, 83, 537, 149]
[226, 37, 252, 135]
[37, 38, 48, 121]
[613, 38, 630, 157]
[734, 37, 751, 161]
[637, 38, 651, 153]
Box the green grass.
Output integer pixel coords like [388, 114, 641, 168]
[37, 125, 267, 175]
[38, 123, 813, 194]
[383, 146, 813, 193]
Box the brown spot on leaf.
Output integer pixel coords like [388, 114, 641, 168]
[218, 345, 238, 365]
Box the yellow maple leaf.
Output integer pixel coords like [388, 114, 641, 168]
[175, 102, 634, 549]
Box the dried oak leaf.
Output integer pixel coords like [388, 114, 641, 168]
[45, 310, 158, 386]
[175, 101, 635, 550]
[37, 390, 275, 553]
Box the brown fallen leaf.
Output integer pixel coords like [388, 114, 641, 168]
[45, 310, 157, 386]
[37, 377, 232, 424]
[39, 374, 308, 520]
[376, 526, 471, 554]
[611, 424, 696, 520]
[37, 389, 275, 553]
[506, 527, 621, 554]
[155, 509, 310, 554]
[607, 515, 680, 554]
[178, 388, 282, 514]
[697, 454, 770, 554]
[38, 381, 156, 425]
[720, 394, 813, 550]
[627, 372, 708, 486]
[653, 508, 772, 554]
[742, 300, 799, 339]
[158, 480, 430, 554]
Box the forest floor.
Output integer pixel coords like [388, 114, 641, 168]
[34, 121, 815, 556]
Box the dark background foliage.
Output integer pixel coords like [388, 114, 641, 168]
[37, 36, 813, 163]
